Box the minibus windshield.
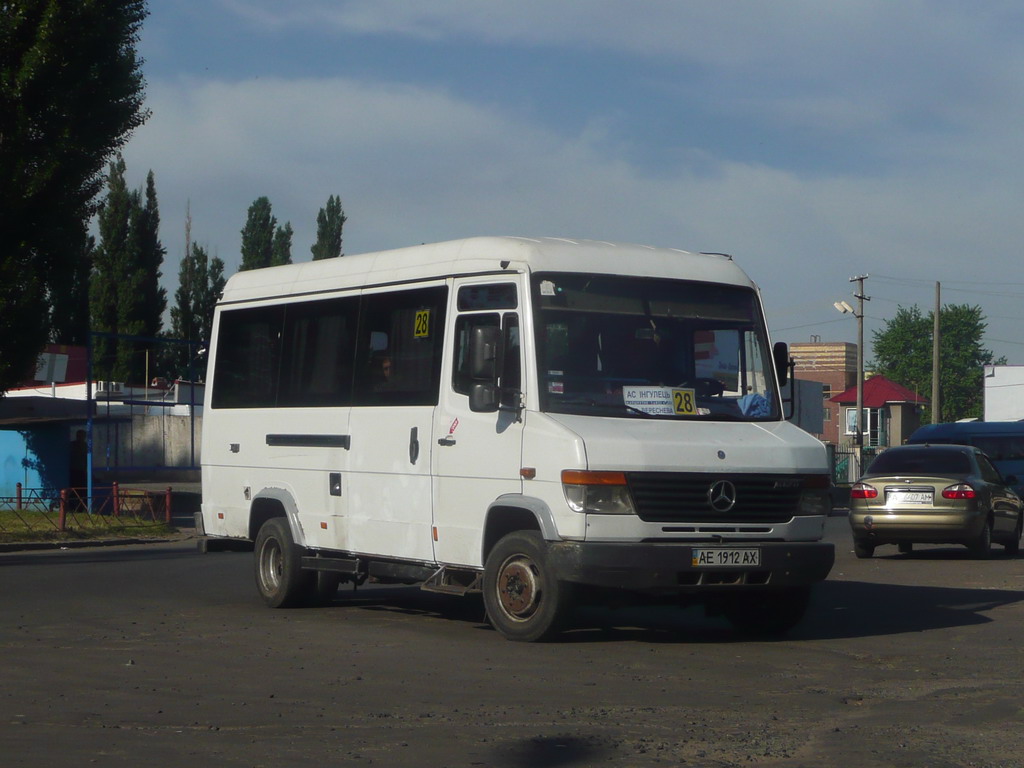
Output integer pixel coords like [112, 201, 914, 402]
[531, 273, 781, 421]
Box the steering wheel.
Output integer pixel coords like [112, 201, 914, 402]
[680, 378, 725, 397]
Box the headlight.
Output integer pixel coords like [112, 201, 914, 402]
[561, 470, 636, 515]
[798, 474, 832, 515]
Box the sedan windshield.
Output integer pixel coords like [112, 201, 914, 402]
[531, 272, 781, 421]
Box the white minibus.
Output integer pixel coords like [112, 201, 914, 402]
[198, 237, 834, 641]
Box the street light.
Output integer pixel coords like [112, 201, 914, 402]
[834, 277, 870, 450]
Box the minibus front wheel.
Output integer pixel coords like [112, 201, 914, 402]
[483, 531, 574, 642]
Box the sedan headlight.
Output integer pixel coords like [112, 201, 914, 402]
[561, 470, 636, 515]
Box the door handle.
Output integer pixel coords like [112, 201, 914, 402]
[409, 427, 420, 464]
[437, 436, 456, 447]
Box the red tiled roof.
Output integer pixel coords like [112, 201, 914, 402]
[829, 375, 929, 407]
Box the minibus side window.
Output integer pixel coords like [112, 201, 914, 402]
[278, 297, 358, 407]
[353, 286, 448, 406]
[211, 305, 283, 408]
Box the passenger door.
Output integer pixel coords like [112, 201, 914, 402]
[432, 279, 526, 567]
[345, 285, 447, 563]
[978, 452, 1021, 536]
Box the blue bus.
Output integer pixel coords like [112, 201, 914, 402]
[907, 422, 1024, 493]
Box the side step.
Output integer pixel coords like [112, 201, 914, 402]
[420, 566, 482, 596]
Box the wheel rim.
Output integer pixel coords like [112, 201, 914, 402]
[495, 553, 542, 622]
[259, 538, 283, 591]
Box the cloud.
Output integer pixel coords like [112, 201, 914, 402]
[124, 1, 1024, 357]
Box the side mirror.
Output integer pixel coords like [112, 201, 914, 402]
[468, 325, 503, 413]
[470, 325, 502, 381]
[773, 341, 790, 386]
[469, 382, 500, 413]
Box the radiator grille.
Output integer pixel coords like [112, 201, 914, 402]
[626, 472, 803, 524]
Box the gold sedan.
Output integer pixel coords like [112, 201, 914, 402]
[849, 444, 1023, 559]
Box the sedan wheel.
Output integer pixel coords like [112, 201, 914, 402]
[854, 539, 874, 559]
[1004, 519, 1022, 556]
[970, 518, 992, 559]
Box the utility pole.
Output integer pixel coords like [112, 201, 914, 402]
[850, 275, 870, 448]
[932, 281, 941, 423]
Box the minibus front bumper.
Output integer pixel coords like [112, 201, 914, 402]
[545, 540, 835, 593]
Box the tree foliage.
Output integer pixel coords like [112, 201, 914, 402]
[239, 197, 276, 271]
[871, 304, 1005, 422]
[311, 194, 346, 260]
[47, 220, 94, 346]
[271, 221, 293, 266]
[0, 0, 149, 393]
[134, 170, 167, 338]
[89, 157, 167, 382]
[167, 242, 224, 380]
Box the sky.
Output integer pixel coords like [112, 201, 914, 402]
[121, 0, 1024, 363]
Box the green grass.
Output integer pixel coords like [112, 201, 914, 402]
[0, 508, 175, 543]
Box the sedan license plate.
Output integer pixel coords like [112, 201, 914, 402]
[691, 548, 761, 567]
[886, 489, 933, 505]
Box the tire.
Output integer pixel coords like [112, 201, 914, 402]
[722, 587, 812, 637]
[898, 542, 913, 555]
[308, 572, 341, 605]
[483, 531, 574, 642]
[970, 517, 992, 559]
[254, 517, 312, 608]
[854, 539, 875, 559]
[1004, 519, 1022, 556]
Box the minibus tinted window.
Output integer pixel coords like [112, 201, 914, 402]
[278, 297, 357, 406]
[211, 305, 283, 408]
[353, 286, 448, 406]
[457, 283, 517, 311]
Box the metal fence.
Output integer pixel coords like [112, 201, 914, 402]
[0, 483, 173, 539]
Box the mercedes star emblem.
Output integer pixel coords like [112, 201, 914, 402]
[707, 480, 737, 512]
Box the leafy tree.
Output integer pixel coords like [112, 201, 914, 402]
[239, 196, 276, 271]
[167, 242, 225, 379]
[90, 157, 166, 382]
[135, 171, 167, 339]
[871, 304, 1005, 422]
[90, 156, 135, 379]
[0, 0, 149, 394]
[311, 194, 346, 260]
[271, 221, 293, 266]
[47, 219, 94, 346]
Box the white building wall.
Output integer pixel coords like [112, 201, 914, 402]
[983, 365, 1024, 422]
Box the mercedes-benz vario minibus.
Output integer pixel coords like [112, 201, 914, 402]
[198, 237, 834, 641]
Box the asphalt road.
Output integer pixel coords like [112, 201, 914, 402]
[2, 517, 1023, 768]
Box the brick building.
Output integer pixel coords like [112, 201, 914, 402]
[790, 341, 857, 444]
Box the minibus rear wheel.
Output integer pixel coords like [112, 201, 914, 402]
[483, 531, 573, 642]
[254, 517, 310, 608]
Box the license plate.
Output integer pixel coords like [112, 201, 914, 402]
[886, 490, 933, 505]
[691, 548, 761, 567]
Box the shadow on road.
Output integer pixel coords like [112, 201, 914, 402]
[316, 577, 1024, 644]
[5, 542, 1022, 644]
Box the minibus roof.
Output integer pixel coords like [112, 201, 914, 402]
[219, 236, 757, 305]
